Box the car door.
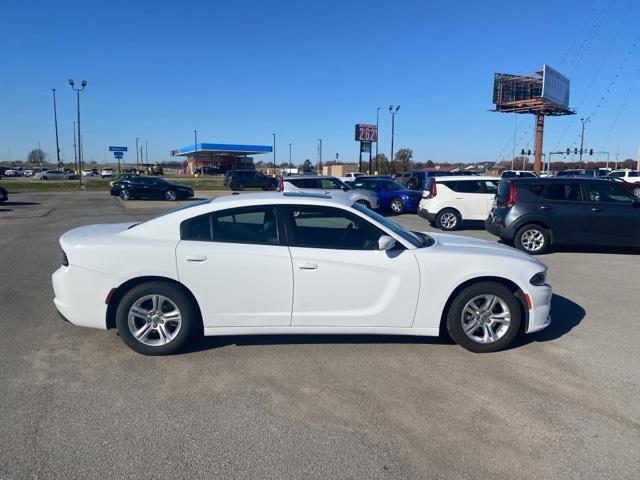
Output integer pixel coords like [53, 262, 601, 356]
[538, 182, 591, 243]
[283, 204, 419, 327]
[583, 182, 640, 246]
[176, 205, 293, 327]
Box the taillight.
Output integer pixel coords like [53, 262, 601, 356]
[423, 180, 437, 199]
[277, 178, 284, 192]
[61, 249, 69, 266]
[504, 180, 517, 208]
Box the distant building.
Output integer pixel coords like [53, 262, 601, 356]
[321, 164, 360, 176]
[171, 143, 272, 174]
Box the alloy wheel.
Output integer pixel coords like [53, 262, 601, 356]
[165, 190, 177, 201]
[390, 199, 403, 213]
[461, 294, 511, 344]
[439, 212, 458, 229]
[520, 229, 545, 252]
[127, 294, 183, 347]
[120, 190, 131, 200]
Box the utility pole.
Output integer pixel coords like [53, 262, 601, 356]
[193, 130, 198, 173]
[52, 89, 61, 168]
[375, 107, 381, 160]
[579, 117, 589, 168]
[615, 145, 619, 169]
[145, 139, 148, 164]
[317, 139, 322, 174]
[288, 142, 292, 169]
[389, 105, 400, 163]
[135, 138, 141, 170]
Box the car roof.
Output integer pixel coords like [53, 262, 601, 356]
[284, 175, 336, 180]
[433, 175, 497, 181]
[506, 177, 610, 183]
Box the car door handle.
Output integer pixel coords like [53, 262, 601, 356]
[186, 254, 207, 262]
[592, 207, 605, 212]
[298, 262, 318, 270]
[539, 205, 554, 211]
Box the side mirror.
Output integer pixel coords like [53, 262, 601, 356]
[378, 235, 396, 251]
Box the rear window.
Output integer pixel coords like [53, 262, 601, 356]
[288, 178, 318, 188]
[497, 180, 511, 201]
[544, 183, 583, 201]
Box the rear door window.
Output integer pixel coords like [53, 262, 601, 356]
[544, 183, 583, 201]
[482, 180, 499, 194]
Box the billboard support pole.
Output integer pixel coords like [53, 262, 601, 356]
[368, 149, 372, 174]
[534, 113, 544, 175]
[358, 142, 362, 172]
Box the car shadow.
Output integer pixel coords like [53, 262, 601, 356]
[552, 244, 640, 255]
[1, 201, 40, 206]
[509, 293, 584, 349]
[181, 293, 582, 354]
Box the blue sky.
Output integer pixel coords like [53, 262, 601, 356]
[1, 0, 639, 166]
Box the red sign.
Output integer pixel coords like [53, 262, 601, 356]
[355, 124, 378, 142]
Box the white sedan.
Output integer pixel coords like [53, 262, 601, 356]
[52, 192, 552, 355]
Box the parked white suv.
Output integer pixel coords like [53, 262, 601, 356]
[606, 169, 640, 183]
[418, 176, 499, 230]
[101, 168, 115, 178]
[278, 175, 379, 209]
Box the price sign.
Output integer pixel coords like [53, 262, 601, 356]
[355, 124, 378, 142]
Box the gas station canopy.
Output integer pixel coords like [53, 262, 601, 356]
[172, 143, 272, 156]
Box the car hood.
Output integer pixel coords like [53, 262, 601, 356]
[425, 232, 545, 266]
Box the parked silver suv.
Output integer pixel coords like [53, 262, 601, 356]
[278, 175, 379, 209]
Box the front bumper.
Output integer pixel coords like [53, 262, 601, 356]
[525, 284, 553, 333]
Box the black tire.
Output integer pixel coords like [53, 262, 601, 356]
[446, 281, 522, 353]
[229, 183, 239, 191]
[389, 197, 404, 214]
[237, 183, 245, 191]
[356, 199, 371, 209]
[164, 189, 177, 201]
[119, 189, 132, 200]
[436, 209, 461, 231]
[267, 182, 277, 191]
[514, 224, 550, 255]
[115, 281, 198, 355]
[42, 176, 48, 181]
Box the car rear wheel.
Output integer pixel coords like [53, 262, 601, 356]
[115, 282, 198, 355]
[389, 198, 404, 214]
[436, 209, 460, 231]
[42, 176, 48, 181]
[514, 224, 549, 255]
[237, 183, 245, 191]
[119, 189, 132, 200]
[356, 199, 371, 209]
[446, 281, 522, 353]
[165, 190, 177, 201]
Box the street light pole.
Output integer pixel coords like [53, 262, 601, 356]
[289, 143, 292, 169]
[72, 121, 78, 174]
[317, 139, 322, 174]
[389, 105, 400, 164]
[272, 133, 276, 175]
[579, 117, 589, 168]
[68, 79, 86, 189]
[193, 130, 198, 173]
[135, 137, 141, 170]
[52, 89, 61, 168]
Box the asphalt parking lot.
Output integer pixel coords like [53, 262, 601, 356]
[1, 191, 639, 479]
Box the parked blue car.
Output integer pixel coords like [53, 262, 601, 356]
[349, 177, 422, 214]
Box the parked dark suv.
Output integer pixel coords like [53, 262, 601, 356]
[223, 170, 278, 191]
[486, 178, 640, 254]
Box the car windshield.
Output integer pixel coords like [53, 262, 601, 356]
[352, 203, 432, 248]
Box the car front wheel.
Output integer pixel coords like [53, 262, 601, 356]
[446, 281, 522, 353]
[514, 224, 549, 255]
[115, 282, 198, 355]
[356, 199, 371, 209]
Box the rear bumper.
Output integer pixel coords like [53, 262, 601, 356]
[418, 208, 436, 222]
[52, 265, 119, 330]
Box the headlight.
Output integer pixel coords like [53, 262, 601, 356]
[529, 271, 547, 286]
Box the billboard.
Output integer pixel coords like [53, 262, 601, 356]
[355, 124, 378, 142]
[541, 65, 570, 108]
